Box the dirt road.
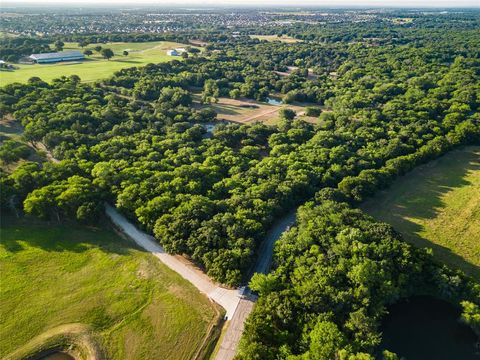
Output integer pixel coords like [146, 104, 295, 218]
[105, 204, 296, 360]
[214, 211, 296, 360]
[105, 204, 241, 319]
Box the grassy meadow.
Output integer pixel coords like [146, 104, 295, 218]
[249, 35, 301, 43]
[0, 41, 192, 85]
[192, 95, 320, 125]
[0, 217, 220, 359]
[362, 146, 480, 280]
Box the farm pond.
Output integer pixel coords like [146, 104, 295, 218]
[379, 296, 479, 359]
[40, 352, 75, 360]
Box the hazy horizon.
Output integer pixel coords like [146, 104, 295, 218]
[2, 0, 480, 9]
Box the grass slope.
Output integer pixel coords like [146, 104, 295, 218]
[0, 217, 219, 359]
[0, 41, 191, 85]
[362, 146, 480, 280]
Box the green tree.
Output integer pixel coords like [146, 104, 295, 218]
[101, 48, 114, 60]
[54, 40, 64, 51]
[308, 320, 346, 360]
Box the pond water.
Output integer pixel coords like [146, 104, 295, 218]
[205, 124, 216, 133]
[40, 352, 75, 360]
[266, 97, 282, 105]
[379, 296, 479, 360]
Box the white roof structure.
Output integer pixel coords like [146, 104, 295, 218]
[29, 51, 84, 61]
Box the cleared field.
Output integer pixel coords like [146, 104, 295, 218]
[0, 41, 191, 85]
[249, 35, 301, 43]
[362, 146, 480, 280]
[0, 217, 220, 359]
[193, 96, 319, 125]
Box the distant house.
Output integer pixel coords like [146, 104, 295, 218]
[29, 51, 85, 64]
[167, 48, 187, 57]
[167, 49, 180, 56]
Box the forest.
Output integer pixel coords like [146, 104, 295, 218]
[1, 11, 479, 359]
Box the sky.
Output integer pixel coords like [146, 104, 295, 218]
[4, 0, 480, 8]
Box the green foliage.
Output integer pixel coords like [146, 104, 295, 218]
[0, 140, 31, 163]
[1, 15, 479, 287]
[101, 48, 114, 60]
[279, 108, 296, 120]
[306, 320, 346, 360]
[460, 301, 480, 336]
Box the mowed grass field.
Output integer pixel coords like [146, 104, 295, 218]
[0, 41, 191, 85]
[362, 146, 480, 280]
[0, 217, 219, 359]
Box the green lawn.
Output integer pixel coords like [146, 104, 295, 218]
[362, 146, 480, 280]
[0, 41, 191, 85]
[0, 217, 220, 359]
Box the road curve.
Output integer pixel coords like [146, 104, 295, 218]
[214, 211, 296, 360]
[105, 204, 295, 360]
[105, 204, 241, 319]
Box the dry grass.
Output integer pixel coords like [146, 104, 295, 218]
[249, 35, 301, 43]
[193, 95, 321, 125]
[362, 146, 480, 280]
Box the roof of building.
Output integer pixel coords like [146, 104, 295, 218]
[30, 51, 84, 60]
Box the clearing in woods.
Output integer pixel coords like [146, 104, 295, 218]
[192, 95, 321, 125]
[362, 146, 480, 280]
[249, 35, 302, 43]
[0, 41, 195, 85]
[0, 217, 220, 360]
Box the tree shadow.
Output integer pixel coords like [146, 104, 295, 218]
[112, 59, 143, 64]
[0, 215, 144, 256]
[363, 147, 480, 280]
[213, 104, 242, 116]
[0, 119, 24, 135]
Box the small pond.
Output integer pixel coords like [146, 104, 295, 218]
[379, 296, 479, 360]
[266, 97, 282, 106]
[204, 124, 216, 133]
[40, 352, 75, 360]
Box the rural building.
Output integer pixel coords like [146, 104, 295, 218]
[29, 51, 85, 64]
[166, 48, 187, 56]
[167, 49, 180, 56]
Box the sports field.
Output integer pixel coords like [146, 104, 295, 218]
[362, 146, 480, 280]
[0, 41, 192, 85]
[0, 217, 220, 359]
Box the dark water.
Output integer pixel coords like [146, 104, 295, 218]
[380, 296, 479, 360]
[40, 352, 75, 360]
[266, 97, 282, 105]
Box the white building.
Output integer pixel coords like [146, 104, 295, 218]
[166, 48, 187, 56]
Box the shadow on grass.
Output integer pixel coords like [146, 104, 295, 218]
[364, 147, 480, 279]
[0, 120, 24, 135]
[0, 215, 143, 256]
[112, 59, 143, 64]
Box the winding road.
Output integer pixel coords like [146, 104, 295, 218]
[105, 204, 296, 360]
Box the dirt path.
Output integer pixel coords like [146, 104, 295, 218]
[4, 323, 103, 360]
[105, 204, 296, 360]
[105, 204, 241, 319]
[243, 106, 280, 123]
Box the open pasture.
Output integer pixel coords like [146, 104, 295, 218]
[362, 147, 480, 280]
[249, 35, 301, 43]
[0, 41, 192, 85]
[193, 96, 320, 125]
[0, 217, 219, 360]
